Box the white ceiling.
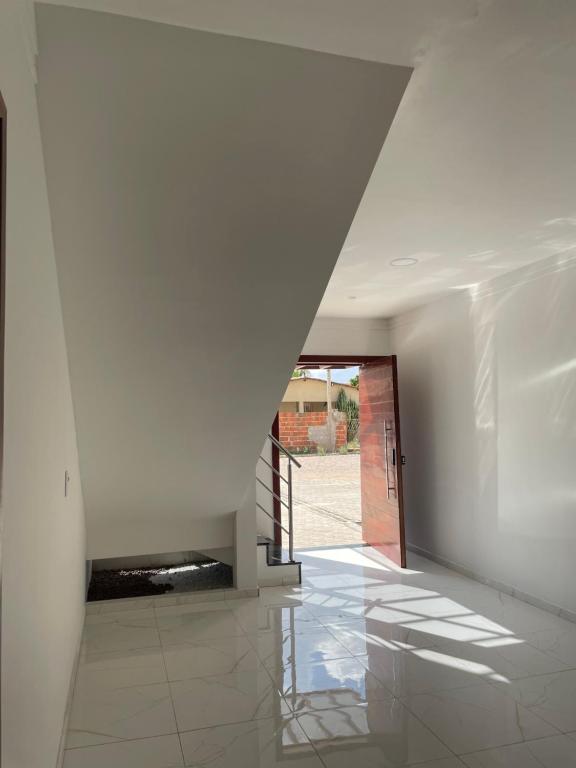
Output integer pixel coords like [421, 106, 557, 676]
[38, 0, 576, 318]
[36, 0, 477, 67]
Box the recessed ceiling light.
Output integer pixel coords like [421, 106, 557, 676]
[348, 295, 357, 300]
[390, 257, 418, 267]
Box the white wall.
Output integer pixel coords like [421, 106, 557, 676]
[36, 5, 410, 561]
[0, 2, 86, 766]
[234, 482, 257, 589]
[392, 252, 576, 617]
[302, 317, 391, 355]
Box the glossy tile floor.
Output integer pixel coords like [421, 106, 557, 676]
[64, 546, 576, 767]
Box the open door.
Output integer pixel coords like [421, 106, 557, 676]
[360, 356, 406, 567]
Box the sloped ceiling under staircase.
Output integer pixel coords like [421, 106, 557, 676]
[36, 4, 410, 558]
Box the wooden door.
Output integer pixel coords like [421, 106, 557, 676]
[360, 356, 406, 566]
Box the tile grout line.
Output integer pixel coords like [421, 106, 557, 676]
[397, 688, 562, 758]
[154, 605, 187, 767]
[72, 551, 576, 765]
[63, 731, 181, 752]
[391, 696, 462, 761]
[457, 729, 576, 760]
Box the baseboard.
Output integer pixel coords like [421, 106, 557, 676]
[55, 611, 85, 768]
[407, 543, 576, 625]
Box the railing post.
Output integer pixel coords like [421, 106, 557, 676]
[288, 460, 294, 562]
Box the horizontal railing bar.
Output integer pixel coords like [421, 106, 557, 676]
[268, 432, 302, 468]
[256, 477, 290, 509]
[256, 502, 290, 535]
[258, 454, 289, 484]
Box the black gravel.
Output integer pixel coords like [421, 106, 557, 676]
[87, 566, 174, 602]
[87, 558, 233, 602]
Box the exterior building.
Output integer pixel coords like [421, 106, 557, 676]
[278, 376, 357, 452]
[280, 375, 359, 413]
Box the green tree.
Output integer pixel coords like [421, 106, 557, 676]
[335, 388, 359, 443]
[292, 368, 308, 378]
[349, 374, 359, 388]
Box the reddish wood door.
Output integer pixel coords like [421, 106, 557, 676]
[360, 356, 406, 567]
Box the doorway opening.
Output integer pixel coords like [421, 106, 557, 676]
[278, 365, 362, 549]
[273, 355, 407, 566]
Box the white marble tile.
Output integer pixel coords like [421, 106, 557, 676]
[456, 593, 573, 636]
[169, 669, 290, 732]
[391, 616, 514, 645]
[67, 682, 177, 748]
[75, 648, 167, 691]
[268, 656, 393, 713]
[97, 598, 156, 614]
[373, 596, 479, 621]
[162, 636, 261, 681]
[430, 637, 568, 680]
[333, 582, 446, 604]
[356, 638, 568, 699]
[72, 548, 576, 768]
[490, 670, 576, 733]
[157, 606, 244, 644]
[434, 581, 514, 605]
[175, 590, 228, 605]
[298, 547, 397, 577]
[407, 760, 466, 768]
[224, 588, 260, 600]
[230, 601, 322, 635]
[63, 734, 183, 767]
[179, 716, 324, 767]
[462, 733, 576, 767]
[402, 682, 558, 754]
[155, 601, 235, 618]
[258, 586, 307, 607]
[297, 701, 451, 767]
[397, 571, 486, 598]
[248, 629, 353, 671]
[323, 616, 457, 653]
[301, 593, 409, 623]
[85, 606, 155, 626]
[523, 625, 576, 668]
[152, 595, 180, 607]
[358, 647, 497, 696]
[303, 573, 386, 590]
[307, 593, 520, 649]
[82, 615, 160, 654]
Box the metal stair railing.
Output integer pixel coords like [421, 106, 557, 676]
[256, 432, 301, 563]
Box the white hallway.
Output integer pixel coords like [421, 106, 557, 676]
[65, 547, 576, 767]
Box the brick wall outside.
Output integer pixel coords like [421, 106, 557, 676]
[279, 411, 347, 452]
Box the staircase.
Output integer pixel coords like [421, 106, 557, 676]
[256, 433, 302, 586]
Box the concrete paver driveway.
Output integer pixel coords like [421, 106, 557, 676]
[281, 453, 363, 548]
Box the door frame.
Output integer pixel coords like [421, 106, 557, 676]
[0, 88, 7, 749]
[297, 355, 392, 368]
[273, 355, 405, 559]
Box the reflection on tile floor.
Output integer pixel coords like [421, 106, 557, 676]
[64, 547, 576, 766]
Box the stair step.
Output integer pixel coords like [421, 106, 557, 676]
[256, 539, 301, 586]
